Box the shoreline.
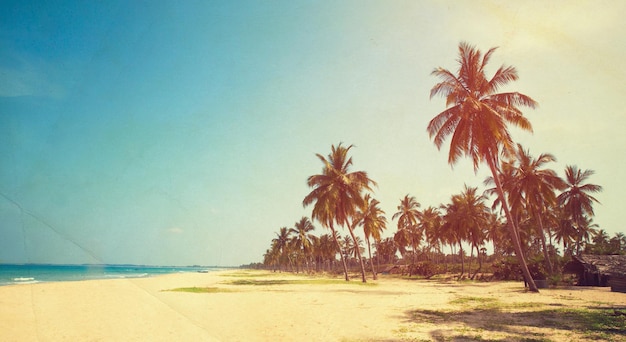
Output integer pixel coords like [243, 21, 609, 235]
[1, 270, 624, 341]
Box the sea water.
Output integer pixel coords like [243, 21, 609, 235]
[0, 264, 220, 286]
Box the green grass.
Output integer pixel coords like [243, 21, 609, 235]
[408, 297, 626, 341]
[227, 278, 376, 286]
[449, 296, 499, 306]
[165, 287, 234, 293]
[219, 271, 276, 278]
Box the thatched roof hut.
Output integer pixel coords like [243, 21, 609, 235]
[564, 254, 626, 292]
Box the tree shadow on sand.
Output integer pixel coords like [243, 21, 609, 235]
[405, 297, 626, 342]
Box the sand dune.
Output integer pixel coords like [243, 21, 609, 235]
[1, 270, 624, 341]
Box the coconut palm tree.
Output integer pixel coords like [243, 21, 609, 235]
[289, 217, 316, 273]
[312, 233, 337, 272]
[303, 143, 376, 282]
[557, 165, 603, 254]
[506, 144, 566, 274]
[272, 227, 293, 271]
[356, 194, 387, 279]
[419, 206, 443, 263]
[441, 197, 467, 278]
[610, 232, 626, 254]
[428, 42, 539, 291]
[374, 237, 398, 266]
[392, 195, 422, 274]
[552, 208, 577, 256]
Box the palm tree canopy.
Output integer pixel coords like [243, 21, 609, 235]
[428, 42, 537, 170]
[392, 194, 421, 231]
[303, 143, 376, 229]
[506, 143, 566, 215]
[357, 194, 387, 242]
[557, 165, 602, 221]
[289, 217, 316, 253]
[272, 227, 291, 253]
[443, 185, 491, 246]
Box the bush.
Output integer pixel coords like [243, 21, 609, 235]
[408, 262, 439, 277]
[492, 257, 523, 281]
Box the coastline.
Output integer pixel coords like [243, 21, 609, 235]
[1, 270, 624, 341]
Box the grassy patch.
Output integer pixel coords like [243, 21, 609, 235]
[227, 278, 375, 286]
[219, 271, 275, 278]
[449, 296, 499, 306]
[409, 299, 626, 341]
[165, 287, 233, 293]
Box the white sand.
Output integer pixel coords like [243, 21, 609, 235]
[1, 270, 624, 341]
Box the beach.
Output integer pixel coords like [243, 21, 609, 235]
[1, 270, 625, 341]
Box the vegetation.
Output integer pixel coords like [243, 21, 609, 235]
[409, 296, 626, 341]
[252, 42, 620, 289]
[165, 287, 233, 293]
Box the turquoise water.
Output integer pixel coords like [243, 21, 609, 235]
[0, 264, 220, 286]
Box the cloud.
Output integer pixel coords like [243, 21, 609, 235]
[167, 227, 184, 234]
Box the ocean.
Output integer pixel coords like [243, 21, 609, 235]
[0, 264, 220, 286]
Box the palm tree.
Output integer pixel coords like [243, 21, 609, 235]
[343, 234, 365, 262]
[312, 233, 336, 272]
[557, 165, 603, 254]
[442, 185, 490, 279]
[392, 195, 422, 274]
[610, 232, 626, 254]
[420, 206, 443, 262]
[374, 237, 397, 266]
[441, 197, 467, 278]
[303, 143, 376, 282]
[272, 227, 293, 271]
[552, 207, 577, 256]
[428, 42, 539, 291]
[356, 194, 387, 279]
[289, 217, 316, 273]
[507, 144, 566, 274]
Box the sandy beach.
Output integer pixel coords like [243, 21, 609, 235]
[1, 270, 625, 341]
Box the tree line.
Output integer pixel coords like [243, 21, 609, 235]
[255, 42, 618, 292]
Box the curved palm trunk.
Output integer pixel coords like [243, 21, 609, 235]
[330, 224, 350, 281]
[487, 157, 539, 292]
[347, 222, 367, 283]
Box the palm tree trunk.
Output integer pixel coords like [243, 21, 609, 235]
[487, 157, 539, 292]
[347, 222, 367, 283]
[535, 209, 553, 275]
[330, 224, 350, 281]
[365, 237, 377, 280]
[459, 241, 464, 279]
[468, 244, 474, 279]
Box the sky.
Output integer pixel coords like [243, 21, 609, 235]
[1, 0, 625, 266]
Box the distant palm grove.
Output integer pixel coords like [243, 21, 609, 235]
[253, 43, 623, 291]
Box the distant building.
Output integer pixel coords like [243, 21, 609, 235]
[564, 254, 626, 293]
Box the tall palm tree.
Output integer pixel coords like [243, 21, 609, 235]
[356, 194, 387, 279]
[442, 185, 490, 279]
[343, 234, 365, 262]
[420, 206, 443, 262]
[312, 233, 336, 272]
[552, 207, 577, 256]
[428, 42, 540, 291]
[507, 144, 566, 274]
[557, 165, 603, 254]
[272, 227, 293, 271]
[303, 143, 376, 282]
[289, 217, 316, 273]
[374, 237, 397, 266]
[441, 196, 467, 277]
[611, 232, 626, 254]
[392, 195, 422, 274]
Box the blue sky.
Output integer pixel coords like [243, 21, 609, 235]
[1, 1, 625, 266]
